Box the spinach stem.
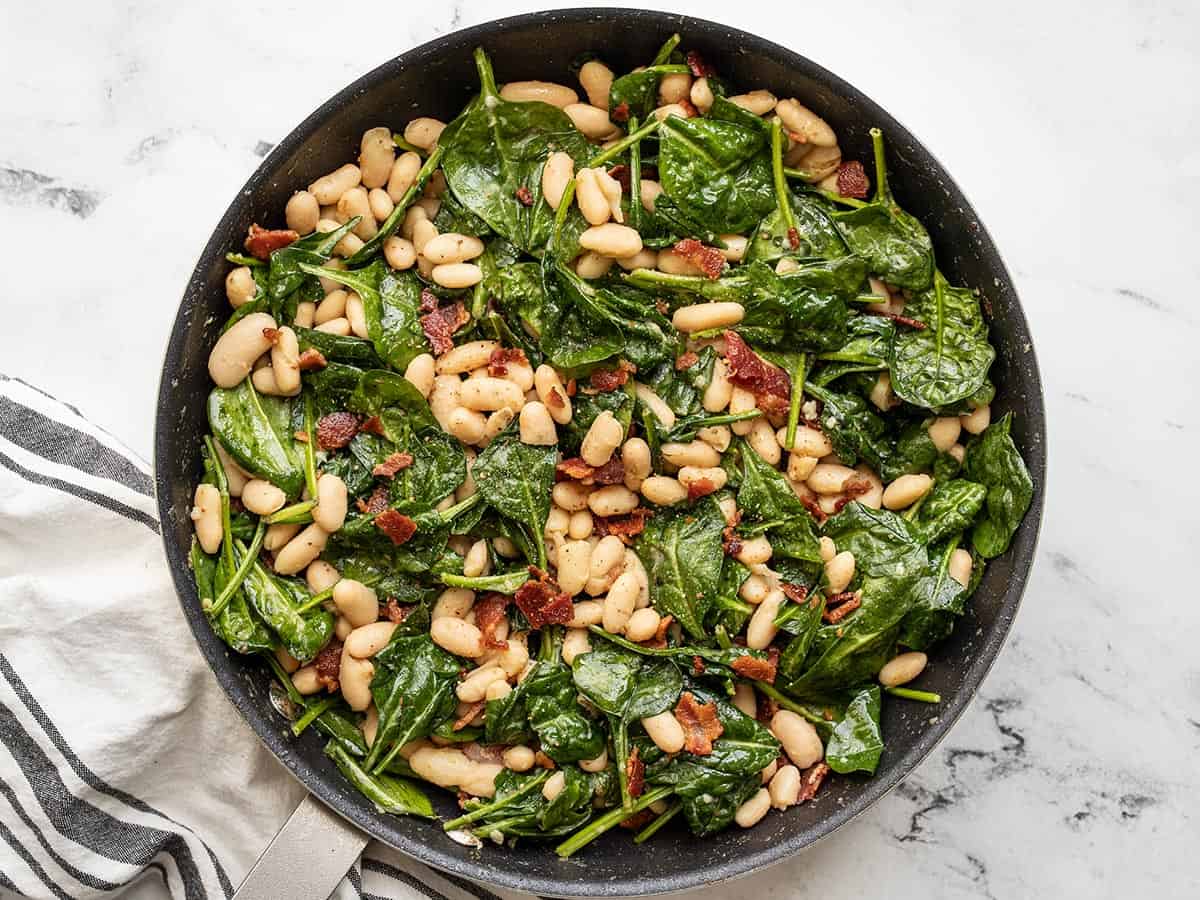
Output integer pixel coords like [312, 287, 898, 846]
[633, 801, 681, 843]
[752, 680, 827, 726]
[208, 515, 266, 617]
[588, 117, 660, 170]
[713, 625, 732, 650]
[473, 46, 500, 98]
[291, 697, 335, 736]
[784, 353, 808, 450]
[267, 499, 316, 525]
[302, 394, 319, 501]
[264, 650, 304, 706]
[470, 814, 530, 838]
[885, 686, 941, 703]
[770, 119, 797, 238]
[225, 252, 265, 268]
[295, 585, 334, 615]
[650, 33, 681, 66]
[391, 134, 426, 156]
[555, 786, 673, 857]
[869, 127, 888, 201]
[438, 492, 482, 523]
[628, 115, 643, 233]
[442, 770, 551, 831]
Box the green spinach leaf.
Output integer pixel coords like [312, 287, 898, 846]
[472, 431, 557, 569]
[963, 413, 1033, 558]
[208, 381, 303, 495]
[635, 495, 727, 639]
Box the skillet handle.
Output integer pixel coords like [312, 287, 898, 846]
[233, 794, 370, 900]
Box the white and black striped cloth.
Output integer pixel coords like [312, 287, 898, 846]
[0, 375, 528, 900]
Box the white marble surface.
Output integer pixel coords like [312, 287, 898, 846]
[3, 0, 1198, 897]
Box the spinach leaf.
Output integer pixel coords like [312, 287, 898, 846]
[520, 661, 607, 763]
[823, 685, 883, 774]
[830, 129, 933, 291]
[963, 413, 1033, 558]
[239, 557, 334, 662]
[208, 381, 303, 495]
[472, 430, 557, 569]
[554, 267, 676, 370]
[206, 543, 275, 654]
[295, 327, 385, 369]
[609, 63, 690, 120]
[266, 220, 359, 319]
[440, 49, 593, 254]
[346, 369, 436, 430]
[733, 439, 821, 563]
[635, 495, 727, 639]
[299, 261, 427, 372]
[775, 591, 825, 680]
[746, 191, 847, 264]
[657, 114, 775, 235]
[912, 479, 987, 544]
[346, 423, 464, 515]
[881, 417, 939, 482]
[889, 272, 994, 409]
[365, 633, 462, 772]
[805, 381, 891, 472]
[811, 316, 894, 386]
[899, 539, 967, 650]
[326, 743, 434, 818]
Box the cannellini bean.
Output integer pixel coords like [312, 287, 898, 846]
[517, 401, 558, 445]
[368, 188, 394, 222]
[575, 168, 611, 226]
[362, 706, 379, 746]
[432, 263, 482, 289]
[494, 637, 529, 678]
[409, 746, 474, 790]
[241, 479, 286, 516]
[437, 341, 498, 375]
[718, 495, 738, 525]
[736, 536, 773, 568]
[574, 250, 614, 280]
[545, 506, 570, 537]
[678, 466, 728, 494]
[578, 60, 614, 109]
[315, 289, 348, 325]
[312, 474, 348, 533]
[568, 600, 604, 628]
[503, 745, 536, 772]
[869, 372, 897, 411]
[777, 424, 832, 457]
[429, 376, 462, 432]
[602, 572, 639, 634]
[787, 453, 818, 483]
[497, 358, 534, 392]
[457, 664, 508, 702]
[658, 71, 692, 105]
[586, 535, 626, 593]
[402, 353, 435, 398]
[733, 683, 758, 718]
[949, 548, 973, 587]
[808, 463, 856, 495]
[264, 522, 300, 552]
[459, 377, 525, 413]
[562, 628, 592, 665]
[486, 680, 513, 703]
[769, 765, 802, 809]
[825, 550, 856, 593]
[672, 302, 744, 333]
[306, 560, 340, 593]
[624, 607, 660, 642]
[552, 480, 591, 513]
[357, 127, 396, 189]
[334, 615, 353, 640]
[712, 235, 747, 263]
[621, 437, 651, 490]
[431, 617, 484, 658]
[948, 444, 966, 464]
[387, 152, 422, 203]
[541, 152, 574, 211]
[292, 666, 321, 695]
[542, 770, 567, 801]
[403, 117, 445, 152]
[578, 748, 608, 773]
[340, 651, 374, 711]
[309, 164, 361, 205]
[333, 579, 379, 627]
[819, 536, 837, 563]
[346, 622, 398, 658]
[661, 440, 721, 468]
[587, 484, 639, 517]
[642, 711, 686, 754]
[225, 266, 257, 308]
[294, 302, 315, 329]
[640, 179, 664, 213]
[690, 77, 715, 113]
[581, 411, 624, 467]
[345, 294, 368, 339]
[735, 788, 771, 828]
[269, 325, 301, 394]
[746, 588, 784, 650]
[338, 187, 377, 240]
[383, 235, 416, 271]
[883, 473, 933, 510]
[620, 551, 650, 609]
[729, 90, 777, 115]
[563, 103, 620, 140]
[797, 144, 842, 181]
[617, 249, 658, 271]
[879, 651, 928, 687]
[500, 80, 578, 107]
[740, 573, 770, 605]
[652, 103, 690, 121]
[274, 647, 301, 675]
[640, 475, 687, 506]
[568, 509, 593, 540]
[771, 710, 824, 768]
[702, 359, 734, 412]
[634, 383, 676, 430]
[284, 191, 320, 235]
[748, 418, 782, 464]
[961, 403, 992, 435]
[314, 315, 351, 336]
[190, 484, 222, 554]
[729, 387, 757, 435]
[534, 365, 572, 424]
[463, 540, 490, 578]
[207, 312, 277, 388]
[433, 588, 475, 621]
[776, 99, 836, 148]
[557, 540, 593, 597]
[251, 366, 292, 397]
[423, 232, 485, 265]
[853, 465, 884, 509]
[817, 493, 842, 515]
[446, 407, 487, 445]
[274, 523, 329, 575]
[214, 443, 250, 498]
[928, 416, 962, 452]
[580, 223, 642, 258]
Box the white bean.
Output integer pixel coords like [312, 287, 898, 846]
[225, 266, 257, 308]
[207, 312, 277, 388]
[733, 683, 758, 718]
[661, 440, 720, 468]
[658, 71, 692, 105]
[423, 233, 485, 265]
[748, 417, 781, 464]
[928, 416, 962, 452]
[292, 666, 321, 695]
[500, 81, 578, 107]
[736, 536, 773, 568]
[368, 188, 394, 223]
[545, 507, 570, 537]
[542, 770, 567, 801]
[241, 479, 286, 516]
[446, 407, 487, 445]
[701, 358, 733, 413]
[677, 466, 728, 495]
[769, 765, 802, 809]
[775, 99, 836, 148]
[190, 484, 222, 554]
[534, 365, 572, 424]
[263, 522, 300, 552]
[587, 485, 639, 518]
[574, 250, 614, 280]
[807, 463, 856, 495]
[567, 600, 604, 628]
[879, 651, 928, 687]
[746, 588, 784, 650]
[883, 473, 934, 510]
[431, 617, 484, 658]
[633, 383, 675, 430]
[948, 548, 974, 587]
[463, 540, 490, 578]
[690, 77, 715, 113]
[563, 103, 620, 140]
[621, 437, 651, 490]
[438, 341, 498, 376]
[825, 551, 856, 593]
[562, 628, 592, 665]
[729, 90, 777, 115]
[602, 572, 639, 634]
[433, 588, 474, 621]
[541, 152, 574, 211]
[568, 509, 594, 540]
[574, 168, 611, 226]
[640, 475, 687, 506]
[502, 744, 536, 773]
[642, 711, 685, 754]
[777, 424, 832, 457]
[312, 473, 348, 533]
[457, 665, 508, 702]
[356, 127, 396, 190]
[400, 353, 435, 399]
[346, 622, 398, 658]
[386, 152, 422, 203]
[274, 523, 329, 575]
[735, 787, 772, 828]
[333, 579, 379, 627]
[284, 191, 320, 235]
[586, 535, 626, 595]
[309, 164, 361, 205]
[770, 710, 824, 768]
[459, 377, 525, 413]
[672, 302, 743, 333]
[306, 560, 340, 593]
[340, 650, 374, 711]
[579, 60, 614, 109]
[338, 187, 377, 240]
[578, 411, 622, 467]
[556, 539, 593, 597]
[786, 453, 818, 483]
[624, 607, 660, 642]
[403, 118, 445, 152]
[432, 263, 482, 289]
[729, 387, 757, 435]
[579, 223, 642, 258]
[740, 573, 770, 605]
[517, 401, 558, 445]
[961, 403, 992, 435]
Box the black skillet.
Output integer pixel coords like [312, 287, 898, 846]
[155, 9, 1046, 897]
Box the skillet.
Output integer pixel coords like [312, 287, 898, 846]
[155, 9, 1046, 896]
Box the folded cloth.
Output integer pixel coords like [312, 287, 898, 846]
[0, 374, 526, 900]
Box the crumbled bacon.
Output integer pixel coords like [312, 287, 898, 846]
[686, 477, 719, 500]
[555, 456, 625, 487]
[607, 164, 630, 192]
[675, 350, 699, 371]
[832, 476, 873, 514]
[372, 452, 414, 479]
[648, 614, 674, 648]
[262, 327, 281, 344]
[314, 640, 342, 692]
[565, 378, 577, 397]
[672, 239, 725, 280]
[797, 762, 831, 803]
[359, 415, 385, 436]
[722, 523, 743, 557]
[453, 702, 485, 731]
[799, 493, 828, 524]
[594, 458, 627, 486]
[514, 568, 573, 628]
[589, 360, 636, 393]
[316, 412, 359, 450]
[836, 161, 870, 200]
[545, 385, 567, 411]
[297, 348, 327, 371]
[780, 582, 809, 605]
[864, 309, 927, 330]
[675, 692, 723, 756]
[757, 695, 779, 723]
[724, 330, 791, 418]
[822, 591, 861, 624]
[686, 50, 716, 77]
[384, 597, 414, 623]
[692, 656, 706, 676]
[619, 809, 654, 830]
[677, 98, 699, 118]
[611, 101, 630, 123]
[356, 485, 390, 515]
[473, 592, 510, 650]
[374, 509, 417, 546]
[593, 507, 651, 543]
[534, 751, 556, 770]
[420, 301, 470, 356]
[626, 745, 645, 798]
[244, 224, 298, 260]
[487, 347, 527, 378]
[462, 742, 506, 764]
[293, 430, 308, 443]
[787, 227, 801, 250]
[731, 651, 777, 684]
[515, 185, 534, 206]
[556, 457, 595, 482]
[419, 288, 438, 314]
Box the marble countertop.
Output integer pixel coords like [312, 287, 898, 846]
[3, 0, 1196, 896]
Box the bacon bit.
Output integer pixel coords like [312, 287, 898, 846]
[515, 185, 534, 206]
[650, 614, 674, 647]
[372, 451, 414, 479]
[607, 164, 630, 192]
[822, 708, 835, 721]
[293, 430, 309, 443]
[686, 50, 716, 77]
[722, 523, 743, 557]
[619, 809, 654, 830]
[534, 751, 557, 770]
[799, 493, 828, 524]
[655, 298, 669, 316]
[675, 692, 724, 756]
[677, 98, 699, 118]
[780, 582, 809, 605]
[723, 330, 791, 418]
[589, 359, 636, 393]
[360, 415, 385, 436]
[556, 457, 595, 482]
[462, 743, 506, 764]
[544, 384, 567, 411]
[831, 476, 873, 514]
[593, 508, 651, 543]
[262, 327, 281, 344]
[611, 101, 630, 123]
[357, 485, 390, 515]
[453, 701, 485, 731]
[864, 308, 927, 330]
[514, 568, 573, 629]
[626, 745, 645, 798]
[691, 656, 706, 676]
[836, 161, 870, 200]
[731, 652, 777, 684]
[787, 227, 801, 250]
[565, 378, 577, 397]
[555, 456, 625, 487]
[384, 597, 414, 623]
[420, 301, 470, 356]
[487, 347, 527, 377]
[316, 412, 359, 450]
[419, 288, 439, 314]
[797, 762, 831, 803]
[672, 238, 725, 280]
[592, 457, 625, 486]
[375, 509, 417, 546]
[297, 348, 327, 371]
[687, 477, 720, 501]
[244, 224, 298, 260]
[675, 350, 699, 371]
[474, 592, 511, 650]
[314, 640, 342, 692]
[822, 591, 861, 624]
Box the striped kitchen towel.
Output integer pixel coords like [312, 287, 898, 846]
[0, 374, 521, 900]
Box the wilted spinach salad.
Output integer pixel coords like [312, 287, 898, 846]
[190, 35, 1033, 854]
